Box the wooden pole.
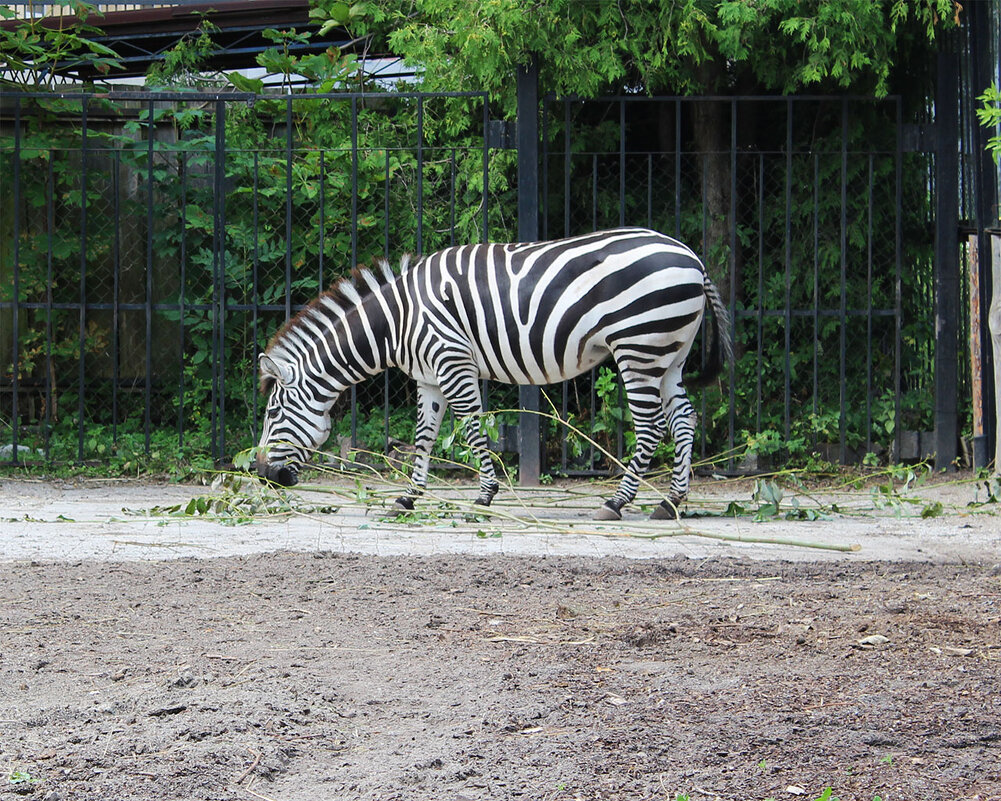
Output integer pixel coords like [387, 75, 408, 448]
[990, 233, 1001, 475]
[969, 235, 987, 470]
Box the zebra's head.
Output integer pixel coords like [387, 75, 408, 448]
[255, 353, 333, 487]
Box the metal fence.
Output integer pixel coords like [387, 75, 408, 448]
[0, 89, 948, 475]
[539, 95, 929, 473]
[0, 90, 503, 467]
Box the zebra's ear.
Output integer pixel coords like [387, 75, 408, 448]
[259, 353, 294, 385]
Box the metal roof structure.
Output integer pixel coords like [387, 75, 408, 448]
[2, 0, 375, 82]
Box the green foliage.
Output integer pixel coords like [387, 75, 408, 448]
[2, 80, 505, 466]
[0, 1, 123, 89]
[145, 16, 223, 89]
[132, 471, 340, 524]
[375, 0, 958, 110]
[1, 0, 955, 475]
[977, 83, 1001, 175]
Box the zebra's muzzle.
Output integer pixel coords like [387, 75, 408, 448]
[256, 459, 299, 487]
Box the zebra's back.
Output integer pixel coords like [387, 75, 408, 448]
[404, 228, 709, 385]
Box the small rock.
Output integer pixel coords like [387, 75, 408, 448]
[855, 634, 890, 649]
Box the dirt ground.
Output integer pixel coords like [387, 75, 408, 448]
[1, 476, 1000, 801]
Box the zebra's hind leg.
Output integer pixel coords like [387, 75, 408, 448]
[595, 378, 669, 521]
[393, 383, 447, 514]
[460, 414, 500, 506]
[649, 387, 698, 521]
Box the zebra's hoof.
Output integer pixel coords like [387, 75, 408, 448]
[594, 502, 622, 521]
[650, 500, 679, 520]
[391, 497, 415, 515]
[473, 497, 491, 507]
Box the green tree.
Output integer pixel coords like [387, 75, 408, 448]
[370, 0, 958, 281]
[375, 0, 958, 104]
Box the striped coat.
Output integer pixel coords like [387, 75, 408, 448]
[257, 228, 731, 520]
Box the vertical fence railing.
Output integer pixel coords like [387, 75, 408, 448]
[540, 95, 909, 475]
[0, 90, 495, 467]
[2, 89, 953, 475]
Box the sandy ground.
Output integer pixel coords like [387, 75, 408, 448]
[0, 474, 999, 801]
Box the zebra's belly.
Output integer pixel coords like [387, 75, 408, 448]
[472, 342, 611, 386]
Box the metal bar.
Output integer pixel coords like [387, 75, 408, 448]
[349, 98, 360, 449]
[0, 89, 491, 102]
[813, 154, 820, 450]
[213, 99, 228, 461]
[350, 384, 358, 448]
[145, 98, 155, 454]
[675, 99, 682, 239]
[449, 147, 456, 246]
[284, 97, 293, 323]
[482, 99, 489, 242]
[112, 150, 121, 449]
[542, 96, 549, 239]
[384, 148, 391, 259]
[563, 102, 571, 236]
[416, 96, 424, 254]
[251, 151, 260, 442]
[866, 154, 875, 454]
[839, 99, 849, 463]
[784, 100, 793, 441]
[561, 100, 572, 465]
[590, 367, 597, 470]
[561, 378, 569, 472]
[894, 99, 903, 463]
[619, 99, 625, 227]
[318, 150, 325, 289]
[647, 153, 652, 229]
[383, 372, 390, 456]
[77, 96, 89, 462]
[934, 46, 960, 470]
[517, 58, 541, 485]
[178, 150, 187, 448]
[44, 148, 54, 460]
[756, 154, 764, 435]
[728, 98, 737, 461]
[592, 154, 598, 230]
[10, 97, 21, 464]
[350, 96, 358, 268]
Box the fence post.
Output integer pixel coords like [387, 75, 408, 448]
[212, 99, 227, 462]
[933, 45, 959, 471]
[517, 57, 541, 486]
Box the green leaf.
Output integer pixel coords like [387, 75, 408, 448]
[227, 72, 264, 94]
[920, 501, 943, 519]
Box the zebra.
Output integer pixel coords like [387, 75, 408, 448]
[255, 227, 731, 520]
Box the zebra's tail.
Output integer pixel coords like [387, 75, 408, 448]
[686, 273, 733, 389]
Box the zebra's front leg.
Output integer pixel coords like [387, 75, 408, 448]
[393, 384, 447, 513]
[595, 401, 668, 521]
[439, 370, 500, 507]
[649, 394, 698, 521]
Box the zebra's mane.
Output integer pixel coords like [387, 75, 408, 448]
[260, 256, 407, 391]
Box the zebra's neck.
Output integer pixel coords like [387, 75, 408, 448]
[283, 283, 400, 400]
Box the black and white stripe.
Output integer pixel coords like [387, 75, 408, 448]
[256, 228, 731, 520]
